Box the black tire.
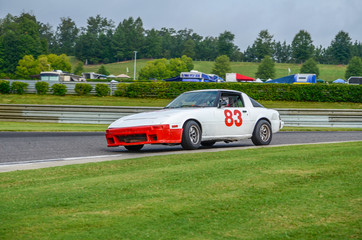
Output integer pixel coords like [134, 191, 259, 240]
[201, 141, 216, 147]
[251, 120, 272, 145]
[124, 145, 144, 151]
[181, 120, 202, 150]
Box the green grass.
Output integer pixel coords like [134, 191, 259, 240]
[82, 59, 347, 82]
[0, 121, 107, 132]
[1, 94, 361, 109]
[0, 142, 361, 239]
[0, 94, 171, 107]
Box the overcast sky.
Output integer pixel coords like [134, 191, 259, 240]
[1, 0, 361, 51]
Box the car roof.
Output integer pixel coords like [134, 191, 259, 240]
[185, 89, 242, 94]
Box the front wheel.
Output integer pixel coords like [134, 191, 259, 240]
[181, 120, 201, 150]
[251, 120, 272, 145]
[124, 145, 144, 151]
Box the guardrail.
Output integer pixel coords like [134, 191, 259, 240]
[276, 109, 362, 128]
[0, 104, 361, 128]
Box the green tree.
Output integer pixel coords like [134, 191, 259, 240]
[182, 39, 196, 58]
[97, 65, 110, 75]
[15, 55, 42, 79]
[0, 13, 44, 74]
[75, 15, 114, 63]
[273, 41, 291, 63]
[86, 14, 115, 36]
[300, 58, 320, 77]
[75, 32, 101, 63]
[345, 56, 362, 79]
[255, 56, 275, 80]
[144, 28, 162, 58]
[253, 30, 274, 62]
[351, 41, 362, 58]
[197, 36, 218, 61]
[73, 62, 84, 75]
[138, 59, 170, 80]
[55, 17, 79, 55]
[112, 17, 144, 60]
[291, 30, 314, 63]
[15, 53, 72, 79]
[46, 54, 72, 72]
[217, 31, 235, 58]
[211, 55, 231, 79]
[168, 58, 188, 77]
[181, 55, 194, 71]
[329, 31, 352, 64]
[38, 22, 55, 53]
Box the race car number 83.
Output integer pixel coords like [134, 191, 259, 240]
[224, 109, 242, 127]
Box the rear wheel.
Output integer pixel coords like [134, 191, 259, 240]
[181, 120, 201, 150]
[251, 120, 272, 145]
[124, 145, 144, 151]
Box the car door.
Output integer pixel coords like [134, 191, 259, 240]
[210, 92, 253, 138]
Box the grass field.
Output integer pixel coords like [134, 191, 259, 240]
[0, 142, 361, 239]
[82, 59, 347, 82]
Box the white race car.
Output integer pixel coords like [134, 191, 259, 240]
[106, 89, 284, 151]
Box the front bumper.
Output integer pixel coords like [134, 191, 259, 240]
[105, 124, 183, 147]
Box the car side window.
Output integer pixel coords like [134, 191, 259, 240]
[220, 93, 244, 107]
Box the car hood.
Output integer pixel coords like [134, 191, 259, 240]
[108, 108, 202, 129]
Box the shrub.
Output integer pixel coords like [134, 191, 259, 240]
[0, 80, 11, 94]
[114, 82, 362, 103]
[51, 84, 67, 96]
[74, 83, 93, 95]
[11, 81, 29, 94]
[35, 81, 49, 95]
[95, 83, 110, 97]
[114, 83, 128, 97]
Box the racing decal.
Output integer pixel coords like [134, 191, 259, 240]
[224, 109, 242, 127]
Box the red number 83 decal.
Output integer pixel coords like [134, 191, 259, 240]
[224, 109, 243, 127]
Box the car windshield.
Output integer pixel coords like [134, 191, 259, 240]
[165, 91, 218, 108]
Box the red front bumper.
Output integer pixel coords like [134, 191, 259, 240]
[105, 124, 183, 147]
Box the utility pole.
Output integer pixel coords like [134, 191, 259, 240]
[134, 51, 137, 80]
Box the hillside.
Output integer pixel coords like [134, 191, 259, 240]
[81, 59, 347, 82]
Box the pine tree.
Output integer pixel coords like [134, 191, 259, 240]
[97, 65, 110, 75]
[291, 30, 314, 63]
[300, 58, 320, 77]
[255, 56, 275, 80]
[330, 31, 352, 64]
[345, 56, 362, 79]
[211, 55, 231, 79]
[73, 62, 84, 76]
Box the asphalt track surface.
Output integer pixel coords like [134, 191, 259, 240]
[0, 131, 361, 172]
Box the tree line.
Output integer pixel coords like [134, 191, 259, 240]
[0, 12, 361, 77]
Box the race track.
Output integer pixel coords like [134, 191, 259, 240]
[0, 131, 361, 172]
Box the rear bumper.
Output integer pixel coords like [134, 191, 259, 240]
[105, 124, 183, 147]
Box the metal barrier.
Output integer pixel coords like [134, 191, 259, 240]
[276, 109, 362, 128]
[0, 104, 361, 127]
